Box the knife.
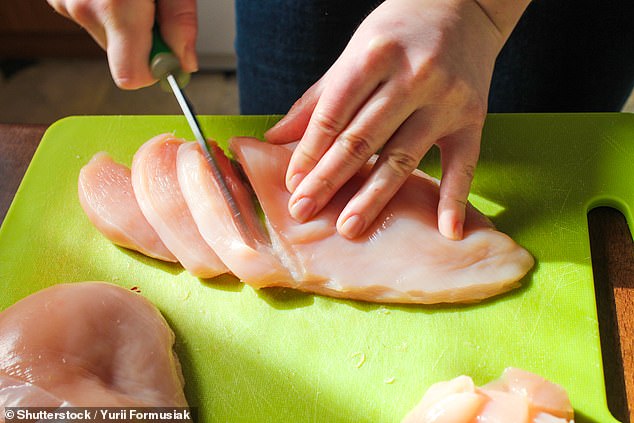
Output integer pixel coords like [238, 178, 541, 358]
[149, 27, 257, 244]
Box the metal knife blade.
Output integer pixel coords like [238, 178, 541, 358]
[149, 26, 256, 244]
[164, 74, 254, 243]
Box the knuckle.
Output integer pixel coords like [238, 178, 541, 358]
[441, 196, 468, 208]
[385, 149, 420, 178]
[436, 72, 466, 100]
[312, 111, 344, 139]
[365, 35, 402, 64]
[439, 189, 468, 207]
[464, 99, 487, 123]
[462, 163, 476, 180]
[337, 132, 375, 162]
[410, 54, 438, 85]
[295, 144, 321, 166]
[169, 9, 198, 30]
[313, 174, 337, 195]
[65, 0, 95, 23]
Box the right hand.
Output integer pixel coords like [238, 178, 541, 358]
[47, 0, 198, 89]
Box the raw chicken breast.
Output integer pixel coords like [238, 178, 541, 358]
[0, 282, 188, 407]
[401, 376, 485, 423]
[78, 152, 176, 262]
[78, 133, 533, 304]
[229, 137, 534, 304]
[131, 134, 228, 278]
[177, 142, 292, 286]
[483, 367, 574, 420]
[402, 368, 574, 423]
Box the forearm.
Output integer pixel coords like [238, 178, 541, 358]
[472, 0, 531, 41]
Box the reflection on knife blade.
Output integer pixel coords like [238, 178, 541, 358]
[165, 74, 262, 246]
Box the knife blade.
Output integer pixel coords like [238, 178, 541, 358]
[149, 27, 256, 245]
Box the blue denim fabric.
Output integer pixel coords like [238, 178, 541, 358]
[490, 0, 634, 112]
[235, 0, 634, 115]
[234, 0, 381, 114]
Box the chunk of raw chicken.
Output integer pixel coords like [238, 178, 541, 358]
[131, 134, 228, 278]
[78, 152, 176, 262]
[177, 142, 292, 286]
[0, 282, 189, 407]
[226, 137, 534, 303]
[402, 368, 574, 423]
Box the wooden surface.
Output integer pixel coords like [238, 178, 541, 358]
[0, 123, 632, 421]
[0, 0, 102, 58]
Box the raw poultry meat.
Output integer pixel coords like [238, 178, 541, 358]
[78, 152, 176, 262]
[131, 134, 228, 278]
[177, 142, 293, 286]
[78, 134, 534, 304]
[226, 137, 534, 303]
[0, 282, 189, 407]
[401, 367, 574, 423]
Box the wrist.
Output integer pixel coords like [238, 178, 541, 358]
[471, 0, 531, 41]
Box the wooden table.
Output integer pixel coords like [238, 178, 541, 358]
[0, 123, 632, 421]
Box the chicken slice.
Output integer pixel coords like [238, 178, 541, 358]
[477, 389, 531, 423]
[230, 137, 535, 304]
[131, 134, 228, 278]
[177, 141, 293, 286]
[403, 368, 574, 423]
[401, 376, 485, 423]
[484, 367, 574, 420]
[78, 152, 176, 262]
[0, 282, 188, 407]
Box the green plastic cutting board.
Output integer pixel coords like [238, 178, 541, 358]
[1, 114, 633, 422]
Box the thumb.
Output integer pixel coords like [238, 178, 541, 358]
[157, 0, 199, 73]
[103, 1, 156, 89]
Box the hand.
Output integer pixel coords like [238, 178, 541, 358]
[47, 0, 198, 89]
[265, 0, 525, 240]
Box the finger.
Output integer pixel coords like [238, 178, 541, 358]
[47, 0, 71, 18]
[102, 1, 156, 89]
[284, 53, 392, 193]
[436, 127, 482, 240]
[336, 110, 436, 238]
[49, 0, 107, 49]
[264, 80, 322, 145]
[288, 81, 416, 223]
[104, 17, 156, 88]
[157, 0, 199, 73]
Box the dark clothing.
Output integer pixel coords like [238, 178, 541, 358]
[235, 0, 634, 115]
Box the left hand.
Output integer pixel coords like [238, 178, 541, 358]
[264, 0, 509, 240]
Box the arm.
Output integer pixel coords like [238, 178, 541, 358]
[265, 0, 531, 240]
[46, 0, 198, 89]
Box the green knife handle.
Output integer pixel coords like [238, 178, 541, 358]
[150, 25, 190, 90]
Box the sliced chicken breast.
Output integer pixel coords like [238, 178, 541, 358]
[177, 141, 292, 286]
[402, 368, 574, 423]
[78, 152, 176, 262]
[131, 134, 228, 278]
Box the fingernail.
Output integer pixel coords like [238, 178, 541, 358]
[451, 221, 463, 240]
[287, 172, 305, 193]
[339, 215, 365, 239]
[290, 197, 315, 222]
[183, 44, 198, 73]
[438, 211, 462, 240]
